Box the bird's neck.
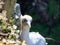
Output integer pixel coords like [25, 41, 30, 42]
[20, 26, 33, 45]
[20, 26, 30, 40]
[22, 26, 30, 32]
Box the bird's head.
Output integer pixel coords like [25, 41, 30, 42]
[21, 15, 32, 28]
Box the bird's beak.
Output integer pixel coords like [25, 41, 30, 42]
[25, 21, 31, 28]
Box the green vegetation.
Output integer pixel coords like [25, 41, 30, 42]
[28, 0, 60, 45]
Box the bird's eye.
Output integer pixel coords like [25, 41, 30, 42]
[24, 19, 27, 22]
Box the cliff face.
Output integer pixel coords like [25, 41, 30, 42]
[4, 0, 17, 19]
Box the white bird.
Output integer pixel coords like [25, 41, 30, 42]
[13, 3, 22, 18]
[20, 15, 47, 45]
[13, 3, 22, 26]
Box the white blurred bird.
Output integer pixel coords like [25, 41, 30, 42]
[13, 3, 22, 18]
[13, 3, 22, 26]
[20, 15, 47, 45]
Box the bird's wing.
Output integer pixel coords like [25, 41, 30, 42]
[29, 32, 47, 45]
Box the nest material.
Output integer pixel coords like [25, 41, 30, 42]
[0, 38, 26, 45]
[0, 31, 21, 45]
[0, 39, 21, 45]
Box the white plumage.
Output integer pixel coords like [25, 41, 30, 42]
[29, 32, 47, 45]
[20, 15, 47, 45]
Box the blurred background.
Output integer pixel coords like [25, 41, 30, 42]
[17, 0, 60, 45]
